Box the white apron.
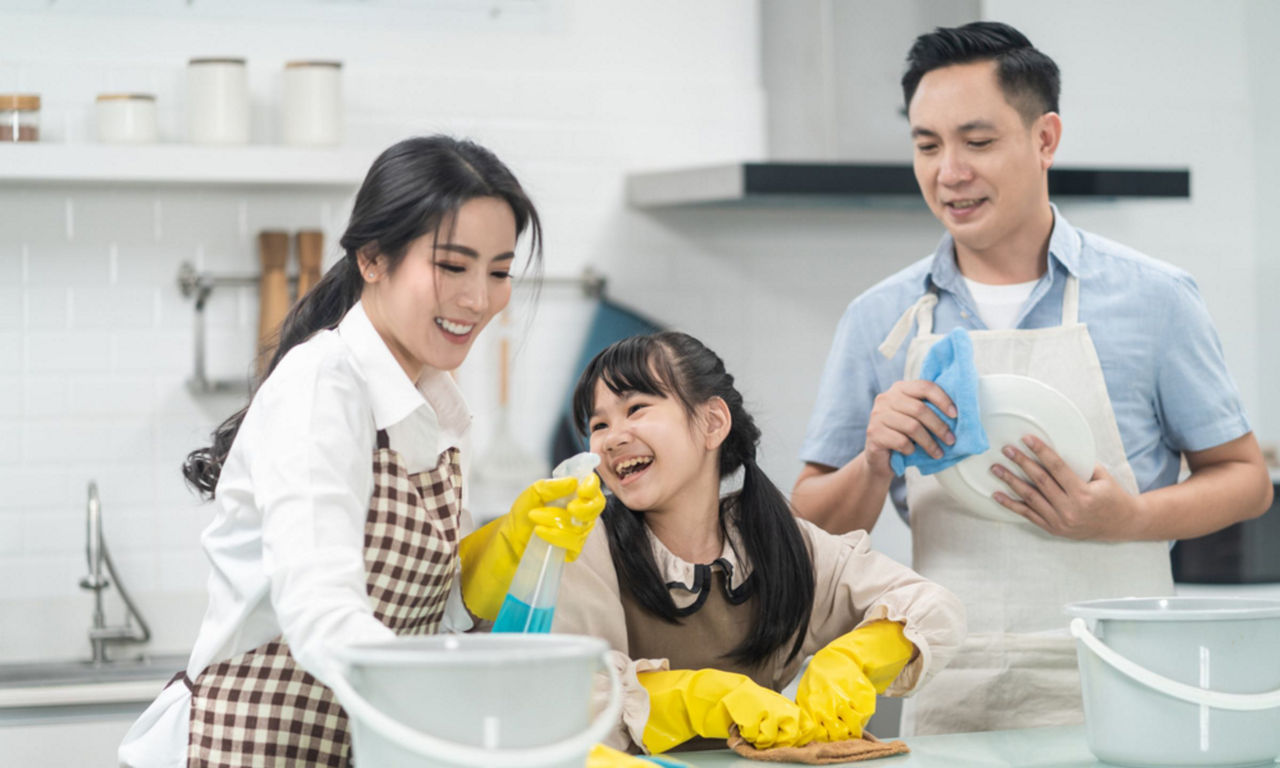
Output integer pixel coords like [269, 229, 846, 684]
[881, 275, 1174, 735]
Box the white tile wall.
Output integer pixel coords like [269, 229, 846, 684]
[985, 0, 1268, 436]
[2, 184, 382, 659]
[1247, 0, 1280, 446]
[0, 0, 1274, 666]
[0, 0, 771, 662]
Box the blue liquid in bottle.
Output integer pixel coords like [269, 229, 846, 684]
[492, 595, 556, 633]
[489, 452, 598, 635]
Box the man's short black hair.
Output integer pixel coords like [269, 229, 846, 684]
[902, 21, 1060, 124]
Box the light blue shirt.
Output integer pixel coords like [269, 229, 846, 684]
[799, 205, 1251, 522]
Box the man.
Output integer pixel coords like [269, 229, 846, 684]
[791, 21, 1272, 735]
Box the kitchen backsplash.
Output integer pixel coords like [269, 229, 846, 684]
[0, 187, 625, 661]
[0, 1, 769, 662]
[0, 186, 347, 653]
[2, 0, 1275, 664]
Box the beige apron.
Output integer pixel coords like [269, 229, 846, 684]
[180, 431, 462, 766]
[881, 275, 1174, 735]
[622, 566, 805, 753]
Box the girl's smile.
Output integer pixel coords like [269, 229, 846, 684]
[612, 454, 654, 487]
[588, 380, 719, 516]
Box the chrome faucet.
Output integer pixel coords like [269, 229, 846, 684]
[79, 481, 151, 664]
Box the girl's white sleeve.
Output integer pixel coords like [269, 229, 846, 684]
[799, 518, 967, 696]
[252, 351, 395, 687]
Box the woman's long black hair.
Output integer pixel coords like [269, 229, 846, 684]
[571, 332, 815, 666]
[183, 135, 543, 498]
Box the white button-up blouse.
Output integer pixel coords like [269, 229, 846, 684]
[119, 300, 475, 767]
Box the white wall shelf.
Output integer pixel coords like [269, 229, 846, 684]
[0, 143, 378, 188]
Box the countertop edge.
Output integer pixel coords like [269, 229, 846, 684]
[0, 679, 166, 709]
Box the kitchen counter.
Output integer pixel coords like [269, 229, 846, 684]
[666, 724, 1239, 767]
[6, 720, 1277, 766]
[0, 654, 177, 768]
[0, 653, 186, 715]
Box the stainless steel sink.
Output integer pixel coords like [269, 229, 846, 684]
[0, 653, 189, 688]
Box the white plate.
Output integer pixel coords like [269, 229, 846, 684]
[934, 374, 1096, 522]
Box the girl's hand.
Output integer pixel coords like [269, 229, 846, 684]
[796, 620, 914, 742]
[638, 668, 818, 753]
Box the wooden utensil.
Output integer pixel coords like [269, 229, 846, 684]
[295, 229, 324, 300]
[256, 230, 291, 380]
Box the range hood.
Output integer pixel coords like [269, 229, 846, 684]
[627, 1, 1190, 209]
[626, 163, 1189, 208]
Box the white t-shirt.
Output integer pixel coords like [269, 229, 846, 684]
[961, 276, 1039, 330]
[119, 300, 475, 767]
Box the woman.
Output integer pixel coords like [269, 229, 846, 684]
[120, 135, 604, 767]
[555, 331, 965, 754]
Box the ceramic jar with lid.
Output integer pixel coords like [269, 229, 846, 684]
[187, 57, 249, 144]
[281, 60, 342, 146]
[1, 93, 40, 142]
[95, 93, 158, 144]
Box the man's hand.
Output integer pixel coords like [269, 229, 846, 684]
[864, 380, 958, 478]
[990, 435, 1142, 541]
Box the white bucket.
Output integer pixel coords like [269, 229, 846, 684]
[329, 634, 621, 768]
[1067, 597, 1280, 768]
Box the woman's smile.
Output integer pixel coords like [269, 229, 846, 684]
[434, 316, 476, 343]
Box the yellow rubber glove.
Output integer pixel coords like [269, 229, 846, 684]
[586, 743, 661, 767]
[795, 620, 915, 742]
[457, 472, 605, 620]
[638, 669, 819, 754]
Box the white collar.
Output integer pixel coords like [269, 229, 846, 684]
[645, 508, 753, 598]
[338, 300, 472, 436]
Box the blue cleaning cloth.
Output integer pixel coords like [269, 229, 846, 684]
[889, 327, 989, 477]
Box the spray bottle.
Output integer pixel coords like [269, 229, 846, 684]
[492, 451, 600, 633]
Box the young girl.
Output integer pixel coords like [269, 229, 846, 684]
[554, 331, 965, 755]
[119, 135, 604, 767]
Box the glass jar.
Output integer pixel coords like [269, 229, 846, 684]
[281, 60, 342, 147]
[95, 93, 158, 144]
[1, 93, 40, 142]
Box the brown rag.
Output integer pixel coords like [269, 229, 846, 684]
[727, 727, 910, 764]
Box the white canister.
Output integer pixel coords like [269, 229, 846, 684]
[95, 94, 158, 144]
[281, 60, 342, 147]
[187, 57, 249, 145]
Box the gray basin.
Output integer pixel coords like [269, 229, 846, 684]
[0, 653, 189, 688]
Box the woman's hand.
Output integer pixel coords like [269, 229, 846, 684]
[528, 471, 606, 560]
[457, 472, 605, 620]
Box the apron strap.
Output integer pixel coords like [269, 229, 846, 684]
[878, 290, 939, 360]
[1061, 274, 1079, 325]
[879, 275, 1077, 359]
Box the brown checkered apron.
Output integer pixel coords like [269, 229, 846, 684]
[179, 430, 462, 767]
